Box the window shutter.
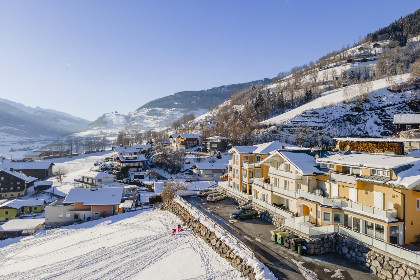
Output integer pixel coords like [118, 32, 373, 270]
[373, 191, 384, 209]
[349, 188, 357, 202]
[331, 183, 339, 198]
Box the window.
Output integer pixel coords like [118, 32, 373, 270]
[0, 177, 3, 180]
[351, 168, 361, 175]
[284, 163, 290, 172]
[256, 156, 261, 162]
[349, 188, 357, 202]
[317, 209, 320, 219]
[275, 162, 280, 169]
[373, 191, 384, 209]
[284, 180, 289, 190]
[297, 183, 302, 193]
[4, 211, 9, 215]
[344, 214, 350, 228]
[59, 212, 64, 218]
[364, 220, 374, 237]
[322, 212, 331, 222]
[333, 213, 343, 224]
[17, 182, 20, 185]
[375, 224, 385, 241]
[352, 217, 361, 232]
[94, 212, 101, 219]
[66, 212, 71, 218]
[417, 199, 420, 210]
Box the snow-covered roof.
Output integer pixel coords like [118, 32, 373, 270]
[0, 161, 53, 170]
[33, 181, 53, 187]
[334, 137, 420, 143]
[0, 218, 45, 231]
[82, 171, 115, 179]
[254, 141, 295, 154]
[113, 146, 139, 153]
[207, 136, 228, 140]
[261, 151, 322, 175]
[280, 151, 323, 175]
[193, 163, 227, 170]
[1, 169, 37, 183]
[119, 200, 134, 209]
[1, 199, 45, 209]
[318, 153, 420, 188]
[24, 151, 42, 157]
[154, 181, 167, 195]
[393, 114, 420, 124]
[64, 188, 123, 205]
[229, 146, 257, 154]
[317, 153, 420, 170]
[132, 144, 152, 149]
[118, 154, 147, 162]
[229, 141, 296, 155]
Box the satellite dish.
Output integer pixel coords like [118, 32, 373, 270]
[385, 202, 394, 210]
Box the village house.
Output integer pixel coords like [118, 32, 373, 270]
[33, 180, 54, 191]
[77, 171, 116, 189]
[0, 161, 54, 180]
[23, 150, 43, 161]
[116, 153, 147, 171]
[203, 136, 228, 152]
[0, 218, 45, 240]
[192, 162, 227, 181]
[45, 188, 123, 226]
[170, 134, 201, 150]
[132, 144, 153, 153]
[394, 114, 420, 132]
[0, 169, 37, 199]
[0, 199, 45, 221]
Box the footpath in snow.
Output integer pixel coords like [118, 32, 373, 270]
[0, 209, 244, 280]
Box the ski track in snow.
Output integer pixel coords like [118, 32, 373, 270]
[0, 210, 244, 280]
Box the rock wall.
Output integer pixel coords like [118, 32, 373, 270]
[164, 200, 259, 280]
[253, 206, 285, 228]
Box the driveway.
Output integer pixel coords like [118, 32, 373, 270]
[184, 196, 379, 280]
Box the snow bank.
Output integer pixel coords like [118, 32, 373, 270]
[174, 196, 276, 280]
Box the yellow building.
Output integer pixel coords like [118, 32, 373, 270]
[317, 153, 420, 245]
[0, 199, 45, 221]
[227, 141, 296, 196]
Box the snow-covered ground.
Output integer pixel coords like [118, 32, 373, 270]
[262, 74, 410, 125]
[0, 209, 244, 280]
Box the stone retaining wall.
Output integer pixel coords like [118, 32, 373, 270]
[163, 200, 259, 280]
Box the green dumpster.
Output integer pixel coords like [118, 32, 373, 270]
[270, 230, 282, 242]
[276, 231, 289, 245]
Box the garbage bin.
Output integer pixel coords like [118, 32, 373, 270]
[276, 232, 289, 245]
[297, 245, 302, 255]
[270, 230, 282, 242]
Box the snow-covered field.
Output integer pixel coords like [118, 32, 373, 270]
[0, 210, 244, 280]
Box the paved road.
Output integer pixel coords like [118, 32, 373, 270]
[184, 196, 379, 280]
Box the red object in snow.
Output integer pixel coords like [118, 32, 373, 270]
[172, 229, 177, 235]
[178, 224, 183, 232]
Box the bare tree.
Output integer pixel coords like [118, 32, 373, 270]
[161, 180, 187, 202]
[54, 166, 67, 184]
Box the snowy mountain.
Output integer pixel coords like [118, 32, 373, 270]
[0, 98, 90, 137]
[83, 78, 273, 136]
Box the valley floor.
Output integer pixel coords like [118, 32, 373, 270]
[0, 209, 244, 280]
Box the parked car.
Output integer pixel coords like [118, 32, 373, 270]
[237, 204, 253, 210]
[230, 209, 258, 220]
[207, 193, 227, 202]
[197, 188, 217, 197]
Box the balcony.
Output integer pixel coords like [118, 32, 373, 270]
[342, 200, 398, 220]
[218, 181, 252, 201]
[268, 167, 302, 180]
[298, 191, 342, 207]
[330, 172, 356, 184]
[252, 198, 293, 218]
[242, 162, 261, 169]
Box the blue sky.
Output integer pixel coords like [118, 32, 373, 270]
[0, 1, 418, 121]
